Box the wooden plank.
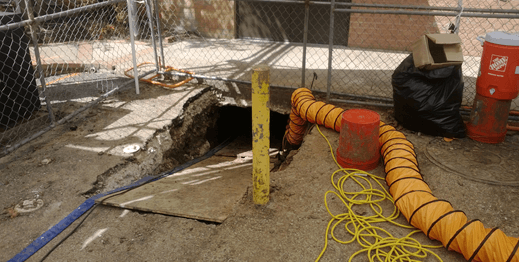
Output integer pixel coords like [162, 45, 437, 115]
[98, 155, 255, 223]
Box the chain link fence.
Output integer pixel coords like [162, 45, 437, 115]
[155, 0, 518, 106]
[0, 0, 153, 156]
[1, 0, 518, 156]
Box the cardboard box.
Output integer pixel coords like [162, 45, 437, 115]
[411, 34, 464, 70]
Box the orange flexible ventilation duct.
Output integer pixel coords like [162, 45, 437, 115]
[286, 88, 519, 262]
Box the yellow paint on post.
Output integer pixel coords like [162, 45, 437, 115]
[251, 65, 270, 205]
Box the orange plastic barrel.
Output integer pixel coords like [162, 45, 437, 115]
[466, 93, 512, 143]
[336, 109, 380, 171]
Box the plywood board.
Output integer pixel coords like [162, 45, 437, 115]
[98, 155, 254, 223]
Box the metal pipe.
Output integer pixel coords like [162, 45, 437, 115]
[326, 0, 335, 103]
[333, 8, 519, 18]
[0, 0, 126, 32]
[251, 65, 270, 205]
[328, 101, 519, 121]
[459, 109, 519, 121]
[0, 70, 155, 157]
[1, 126, 54, 157]
[144, 0, 160, 73]
[454, 0, 463, 34]
[327, 92, 393, 103]
[153, 0, 166, 68]
[330, 99, 393, 108]
[1, 0, 513, 33]
[127, 0, 140, 94]
[301, 0, 309, 88]
[234, 0, 519, 14]
[24, 0, 56, 126]
[129, 0, 139, 37]
[319, 1, 519, 14]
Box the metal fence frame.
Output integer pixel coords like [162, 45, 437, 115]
[0, 0, 154, 157]
[1, 0, 519, 157]
[155, 0, 519, 105]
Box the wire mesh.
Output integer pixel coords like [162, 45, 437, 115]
[0, 0, 151, 155]
[1, 0, 518, 156]
[1, 0, 47, 152]
[156, 0, 519, 108]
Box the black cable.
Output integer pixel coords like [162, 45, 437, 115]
[40, 204, 99, 262]
[424, 138, 519, 187]
[310, 72, 317, 90]
[393, 190, 432, 206]
[40, 184, 141, 262]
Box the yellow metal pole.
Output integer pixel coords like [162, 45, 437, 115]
[251, 65, 270, 205]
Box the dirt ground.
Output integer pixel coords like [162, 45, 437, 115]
[1, 83, 519, 262]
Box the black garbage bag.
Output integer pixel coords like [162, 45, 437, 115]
[392, 54, 466, 138]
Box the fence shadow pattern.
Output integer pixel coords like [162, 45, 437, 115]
[1, 0, 518, 156]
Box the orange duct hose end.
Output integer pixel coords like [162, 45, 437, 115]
[378, 121, 519, 262]
[284, 88, 519, 262]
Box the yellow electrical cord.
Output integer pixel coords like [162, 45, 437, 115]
[314, 125, 443, 262]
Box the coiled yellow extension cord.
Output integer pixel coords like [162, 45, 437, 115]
[314, 125, 443, 262]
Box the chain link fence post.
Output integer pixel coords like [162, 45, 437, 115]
[23, 0, 56, 126]
[144, 0, 160, 73]
[127, 0, 141, 94]
[326, 0, 335, 103]
[153, 0, 165, 68]
[301, 0, 310, 88]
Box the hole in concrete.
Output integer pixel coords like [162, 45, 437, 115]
[155, 105, 290, 174]
[83, 90, 293, 198]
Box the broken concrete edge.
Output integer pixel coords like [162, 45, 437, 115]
[83, 85, 293, 198]
[81, 85, 216, 198]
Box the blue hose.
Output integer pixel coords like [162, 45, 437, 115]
[8, 136, 235, 262]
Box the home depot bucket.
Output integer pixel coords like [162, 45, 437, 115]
[475, 31, 519, 100]
[336, 109, 380, 171]
[467, 31, 519, 143]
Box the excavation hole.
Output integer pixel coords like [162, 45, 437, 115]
[155, 104, 290, 174]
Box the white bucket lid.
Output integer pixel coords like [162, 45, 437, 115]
[485, 31, 519, 46]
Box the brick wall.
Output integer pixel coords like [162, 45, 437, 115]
[159, 0, 235, 39]
[157, 0, 519, 55]
[158, 0, 438, 50]
[347, 0, 440, 51]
